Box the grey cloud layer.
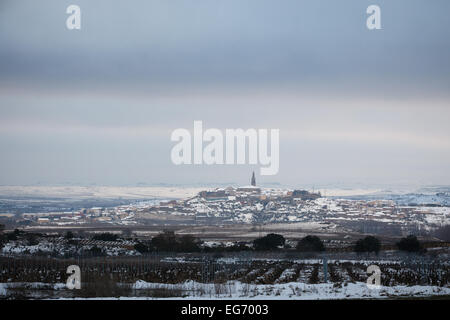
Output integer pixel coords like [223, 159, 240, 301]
[1, 0, 450, 87]
[0, 0, 449, 186]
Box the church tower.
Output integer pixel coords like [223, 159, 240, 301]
[251, 171, 256, 186]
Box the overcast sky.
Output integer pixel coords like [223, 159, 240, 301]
[0, 0, 449, 188]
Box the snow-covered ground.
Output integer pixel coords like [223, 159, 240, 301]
[1, 240, 140, 257]
[2, 280, 447, 300]
[129, 280, 450, 299]
[0, 186, 203, 200]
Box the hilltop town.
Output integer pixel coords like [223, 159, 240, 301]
[3, 174, 447, 240]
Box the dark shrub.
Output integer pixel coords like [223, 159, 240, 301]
[178, 235, 201, 252]
[65, 231, 74, 239]
[354, 236, 381, 254]
[296, 235, 325, 252]
[253, 233, 285, 251]
[151, 231, 201, 252]
[134, 242, 150, 254]
[397, 235, 422, 253]
[86, 245, 105, 257]
[26, 233, 39, 246]
[6, 229, 23, 241]
[151, 230, 177, 251]
[92, 233, 119, 241]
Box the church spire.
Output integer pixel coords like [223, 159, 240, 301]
[251, 171, 256, 186]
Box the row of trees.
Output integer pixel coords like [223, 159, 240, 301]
[1, 227, 429, 255]
[64, 230, 201, 253]
[356, 235, 425, 254]
[1, 229, 40, 246]
[354, 236, 381, 254]
[252, 233, 425, 254]
[252, 234, 325, 252]
[134, 231, 201, 253]
[82, 231, 426, 254]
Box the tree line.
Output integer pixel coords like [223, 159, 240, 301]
[0, 227, 431, 255]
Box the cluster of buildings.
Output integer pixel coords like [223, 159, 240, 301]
[15, 174, 449, 235]
[21, 205, 137, 226]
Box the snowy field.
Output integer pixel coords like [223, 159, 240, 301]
[0, 186, 203, 200]
[129, 280, 450, 299]
[1, 280, 449, 300]
[1, 255, 448, 299]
